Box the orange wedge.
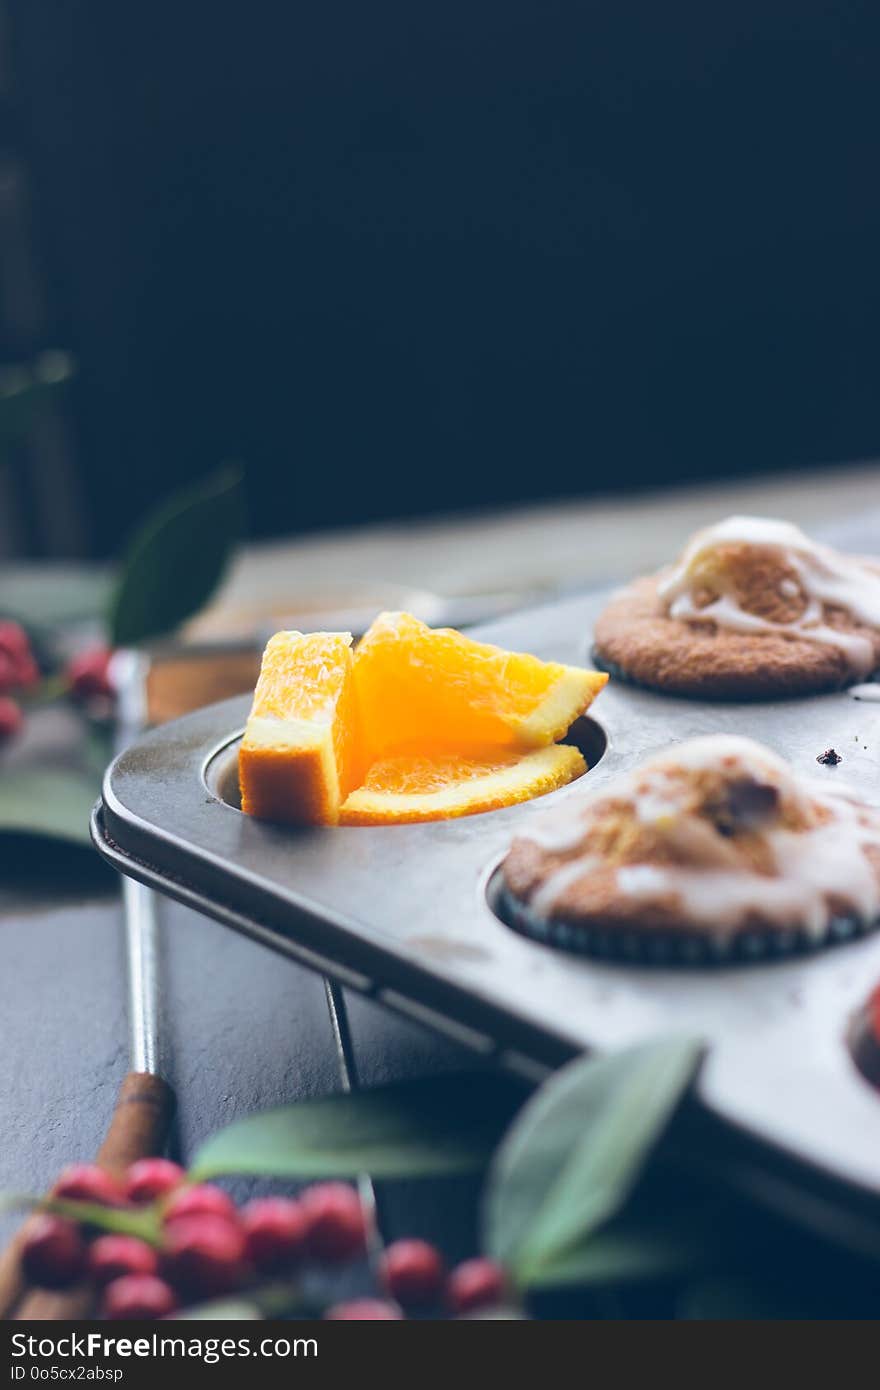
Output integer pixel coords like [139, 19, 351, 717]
[239, 613, 607, 827]
[239, 630, 360, 825]
[353, 611, 607, 762]
[339, 744, 587, 826]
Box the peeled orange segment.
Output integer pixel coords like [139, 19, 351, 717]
[338, 744, 586, 826]
[238, 631, 360, 825]
[353, 611, 607, 763]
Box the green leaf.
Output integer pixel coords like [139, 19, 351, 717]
[522, 1207, 716, 1290]
[191, 1073, 522, 1182]
[0, 1192, 41, 1213]
[0, 1193, 160, 1243]
[521, 1170, 753, 1293]
[484, 1037, 703, 1286]
[0, 767, 99, 845]
[679, 1277, 809, 1321]
[109, 465, 244, 648]
[46, 1197, 160, 1242]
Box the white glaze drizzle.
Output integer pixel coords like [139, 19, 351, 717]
[613, 800, 880, 939]
[517, 735, 785, 855]
[516, 736, 880, 938]
[529, 856, 600, 918]
[657, 516, 880, 677]
[849, 683, 880, 702]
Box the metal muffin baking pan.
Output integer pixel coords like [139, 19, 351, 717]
[93, 590, 880, 1251]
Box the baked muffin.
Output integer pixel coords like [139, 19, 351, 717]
[499, 735, 880, 962]
[593, 516, 880, 698]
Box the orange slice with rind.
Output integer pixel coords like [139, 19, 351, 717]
[353, 611, 607, 762]
[239, 630, 360, 825]
[239, 613, 607, 826]
[338, 744, 587, 826]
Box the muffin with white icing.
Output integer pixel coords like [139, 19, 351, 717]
[499, 735, 880, 961]
[593, 516, 880, 698]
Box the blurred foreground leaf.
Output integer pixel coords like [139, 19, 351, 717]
[680, 1276, 813, 1321]
[109, 465, 244, 648]
[521, 1181, 729, 1291]
[484, 1038, 703, 1287]
[524, 1214, 711, 1290]
[192, 1072, 522, 1181]
[0, 1193, 158, 1243]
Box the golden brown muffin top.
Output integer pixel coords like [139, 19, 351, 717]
[503, 736, 880, 939]
[658, 517, 880, 677]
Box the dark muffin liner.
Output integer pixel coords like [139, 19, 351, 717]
[590, 646, 638, 686]
[589, 644, 715, 700]
[494, 877, 876, 967]
[591, 643, 765, 702]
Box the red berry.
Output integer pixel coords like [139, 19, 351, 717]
[162, 1215, 247, 1297]
[66, 646, 114, 701]
[447, 1257, 506, 1314]
[0, 696, 23, 743]
[0, 652, 15, 694]
[20, 1215, 86, 1289]
[89, 1235, 159, 1287]
[379, 1239, 445, 1307]
[102, 1274, 178, 1320]
[0, 620, 30, 663]
[0, 652, 37, 695]
[54, 1163, 125, 1208]
[324, 1298, 402, 1320]
[163, 1183, 237, 1226]
[125, 1158, 186, 1205]
[300, 1183, 367, 1264]
[0, 623, 37, 692]
[12, 654, 38, 690]
[241, 1197, 307, 1274]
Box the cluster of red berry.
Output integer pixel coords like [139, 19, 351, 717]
[20, 1160, 506, 1321]
[0, 619, 114, 745]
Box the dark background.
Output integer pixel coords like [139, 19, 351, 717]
[6, 1, 880, 556]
